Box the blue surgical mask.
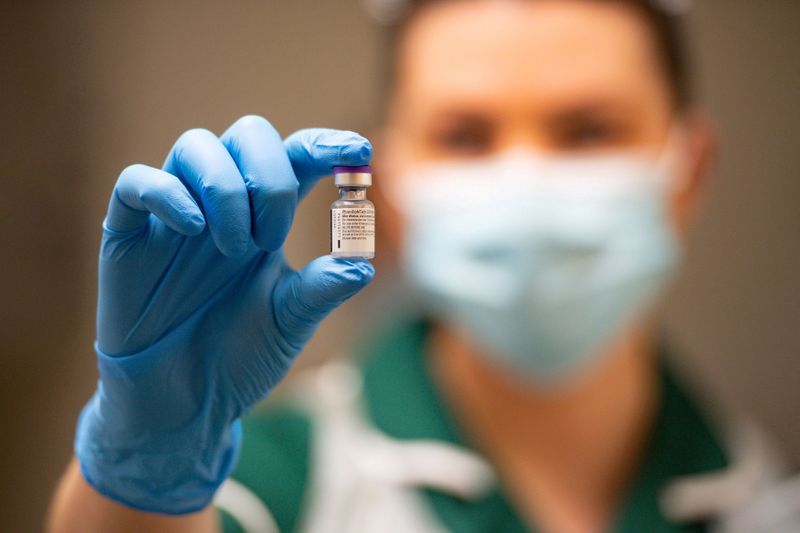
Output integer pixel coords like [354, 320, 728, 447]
[389, 147, 683, 384]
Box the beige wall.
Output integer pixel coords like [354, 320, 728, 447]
[1, 1, 798, 530]
[667, 0, 800, 455]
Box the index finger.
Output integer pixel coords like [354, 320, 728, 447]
[283, 128, 372, 201]
[221, 116, 299, 252]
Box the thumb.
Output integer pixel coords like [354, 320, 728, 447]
[273, 256, 375, 350]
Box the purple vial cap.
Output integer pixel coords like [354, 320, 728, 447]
[333, 165, 372, 173]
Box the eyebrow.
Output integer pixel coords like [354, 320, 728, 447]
[545, 98, 635, 115]
[425, 112, 494, 126]
[420, 104, 634, 134]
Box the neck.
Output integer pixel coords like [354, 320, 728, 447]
[428, 325, 659, 533]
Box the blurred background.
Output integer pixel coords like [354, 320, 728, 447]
[1, 0, 798, 530]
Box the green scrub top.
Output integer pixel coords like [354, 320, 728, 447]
[221, 318, 728, 533]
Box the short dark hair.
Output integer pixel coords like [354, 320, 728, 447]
[384, 0, 691, 110]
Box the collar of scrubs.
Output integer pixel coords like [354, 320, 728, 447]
[358, 317, 729, 533]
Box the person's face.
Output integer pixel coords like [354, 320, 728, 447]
[376, 0, 714, 251]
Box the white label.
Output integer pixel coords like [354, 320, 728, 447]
[331, 206, 375, 254]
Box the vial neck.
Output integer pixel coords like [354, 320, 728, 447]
[338, 187, 366, 200]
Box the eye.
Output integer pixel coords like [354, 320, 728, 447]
[427, 118, 494, 157]
[549, 114, 630, 151]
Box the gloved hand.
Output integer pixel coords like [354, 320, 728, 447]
[75, 116, 375, 514]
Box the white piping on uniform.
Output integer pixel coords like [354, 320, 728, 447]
[660, 417, 787, 523]
[294, 360, 493, 533]
[352, 437, 495, 499]
[215, 478, 280, 533]
[711, 476, 800, 533]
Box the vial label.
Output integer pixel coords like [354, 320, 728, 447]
[331, 206, 375, 255]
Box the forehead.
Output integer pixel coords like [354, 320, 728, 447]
[395, 0, 667, 110]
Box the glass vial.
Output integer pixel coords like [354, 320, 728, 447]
[330, 165, 375, 259]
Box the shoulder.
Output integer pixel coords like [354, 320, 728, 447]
[654, 359, 792, 527]
[218, 404, 313, 533]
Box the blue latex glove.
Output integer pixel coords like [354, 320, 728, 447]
[75, 116, 375, 514]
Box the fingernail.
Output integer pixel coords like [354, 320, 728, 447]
[357, 140, 372, 161]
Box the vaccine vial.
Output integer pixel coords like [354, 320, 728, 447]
[330, 165, 375, 259]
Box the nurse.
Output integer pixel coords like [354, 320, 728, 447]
[48, 0, 793, 532]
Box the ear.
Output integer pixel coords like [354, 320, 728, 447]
[369, 127, 406, 264]
[672, 110, 718, 234]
